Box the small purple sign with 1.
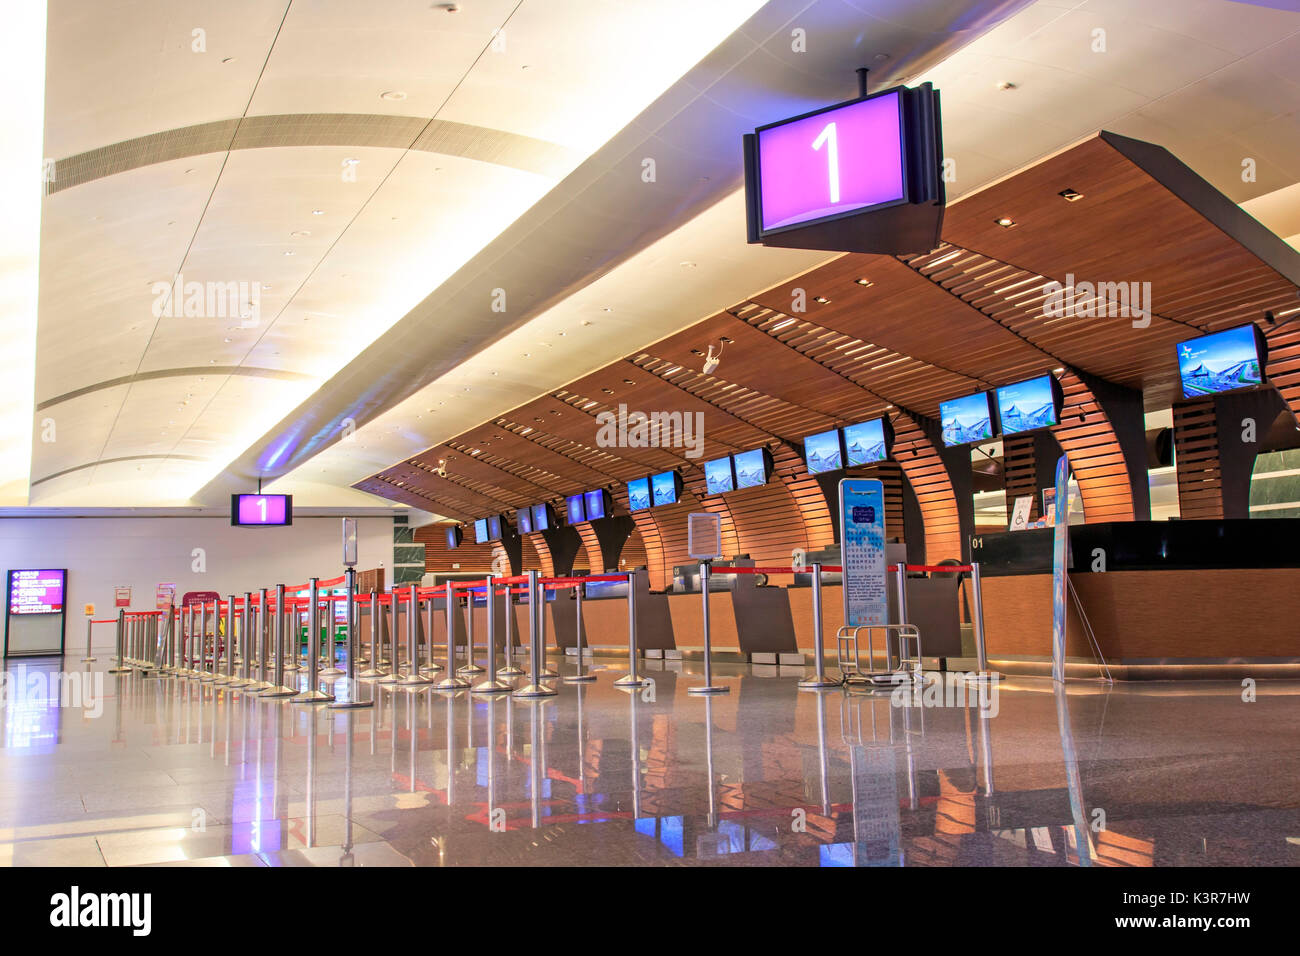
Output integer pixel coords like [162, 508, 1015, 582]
[237, 494, 287, 525]
[757, 90, 906, 232]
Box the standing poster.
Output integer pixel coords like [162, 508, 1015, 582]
[114, 586, 132, 608]
[839, 478, 887, 628]
[1050, 455, 1072, 684]
[156, 583, 175, 609]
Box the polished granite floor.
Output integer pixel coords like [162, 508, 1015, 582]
[2, 653, 1298, 867]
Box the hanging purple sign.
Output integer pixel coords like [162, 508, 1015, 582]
[755, 90, 908, 234]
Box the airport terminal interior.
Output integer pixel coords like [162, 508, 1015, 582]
[2, 0, 1300, 872]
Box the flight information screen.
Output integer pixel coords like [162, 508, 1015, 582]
[7, 569, 65, 615]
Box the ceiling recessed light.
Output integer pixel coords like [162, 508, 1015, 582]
[1053, 367, 1065, 374]
[994, 217, 1016, 228]
[579, 320, 591, 327]
[380, 90, 407, 101]
[290, 230, 310, 238]
[221, 57, 235, 64]
[680, 261, 697, 268]
[813, 296, 829, 304]
[311, 209, 324, 215]
[343, 158, 360, 166]
[283, 250, 295, 255]
[601, 388, 614, 394]
[623, 379, 635, 385]
[996, 80, 1017, 91]
[1058, 188, 1084, 202]
[855, 278, 873, 286]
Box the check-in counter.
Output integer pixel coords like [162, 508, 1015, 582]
[786, 577, 966, 659]
[971, 519, 1300, 677]
[666, 571, 799, 655]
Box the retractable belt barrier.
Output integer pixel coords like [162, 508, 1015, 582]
[111, 564, 951, 693]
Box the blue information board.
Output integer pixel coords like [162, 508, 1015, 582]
[838, 479, 887, 628]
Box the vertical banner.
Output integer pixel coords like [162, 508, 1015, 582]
[155, 583, 175, 609]
[839, 478, 887, 628]
[1050, 454, 1072, 683]
[114, 586, 132, 608]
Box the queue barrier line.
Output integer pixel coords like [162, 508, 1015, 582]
[721, 565, 844, 575]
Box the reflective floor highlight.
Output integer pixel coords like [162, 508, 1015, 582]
[2, 656, 1298, 866]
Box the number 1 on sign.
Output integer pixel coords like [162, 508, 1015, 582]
[258, 498, 267, 521]
[811, 121, 840, 204]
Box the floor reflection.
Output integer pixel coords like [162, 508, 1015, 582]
[1, 655, 1298, 867]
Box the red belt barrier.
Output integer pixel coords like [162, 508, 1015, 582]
[707, 565, 843, 575]
[890, 563, 973, 573]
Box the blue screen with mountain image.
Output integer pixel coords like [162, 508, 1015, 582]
[733, 449, 768, 488]
[995, 376, 1058, 436]
[703, 457, 734, 494]
[940, 392, 993, 446]
[627, 477, 651, 512]
[803, 429, 842, 474]
[1177, 325, 1262, 398]
[843, 418, 887, 466]
[651, 470, 678, 506]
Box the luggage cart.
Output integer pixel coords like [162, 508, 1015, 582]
[835, 623, 923, 688]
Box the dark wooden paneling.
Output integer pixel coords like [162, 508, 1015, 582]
[1173, 398, 1223, 520]
[1050, 370, 1136, 522]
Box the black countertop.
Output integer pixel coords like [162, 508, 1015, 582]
[970, 519, 1300, 575]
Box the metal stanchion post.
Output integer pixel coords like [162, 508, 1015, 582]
[537, 582, 559, 679]
[262, 585, 297, 698]
[375, 594, 402, 684]
[359, 590, 387, 678]
[614, 572, 648, 687]
[109, 609, 130, 673]
[331, 567, 373, 708]
[474, 575, 514, 694]
[689, 561, 728, 695]
[458, 582, 484, 675]
[185, 604, 196, 676]
[420, 588, 443, 676]
[498, 580, 525, 677]
[799, 562, 841, 689]
[82, 617, 96, 663]
[564, 578, 594, 684]
[223, 595, 244, 686]
[893, 564, 909, 672]
[292, 578, 334, 702]
[200, 601, 219, 681]
[249, 588, 273, 691]
[283, 590, 303, 673]
[320, 588, 344, 677]
[512, 570, 556, 698]
[964, 562, 1002, 683]
[398, 584, 433, 686]
[436, 584, 470, 690]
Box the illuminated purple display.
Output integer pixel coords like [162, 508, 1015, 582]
[8, 569, 65, 615]
[757, 90, 906, 233]
[232, 494, 291, 526]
